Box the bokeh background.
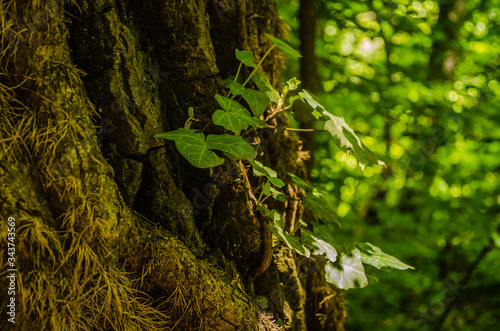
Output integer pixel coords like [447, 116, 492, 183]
[276, 0, 500, 329]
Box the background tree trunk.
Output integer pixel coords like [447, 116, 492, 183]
[0, 0, 346, 329]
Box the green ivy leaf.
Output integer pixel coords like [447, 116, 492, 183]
[265, 34, 302, 58]
[325, 248, 368, 290]
[287, 173, 314, 191]
[323, 112, 385, 170]
[270, 186, 287, 202]
[301, 229, 338, 262]
[213, 94, 265, 134]
[206, 134, 255, 161]
[228, 81, 269, 116]
[258, 206, 310, 257]
[357, 242, 415, 270]
[252, 72, 280, 103]
[254, 295, 268, 309]
[303, 190, 340, 226]
[155, 128, 224, 168]
[235, 49, 255, 67]
[250, 160, 285, 187]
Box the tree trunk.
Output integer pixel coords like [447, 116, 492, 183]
[0, 0, 346, 330]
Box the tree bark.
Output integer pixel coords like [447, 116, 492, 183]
[0, 0, 346, 329]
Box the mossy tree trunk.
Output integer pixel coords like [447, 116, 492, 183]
[0, 0, 346, 329]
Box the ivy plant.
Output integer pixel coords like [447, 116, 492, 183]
[155, 35, 413, 290]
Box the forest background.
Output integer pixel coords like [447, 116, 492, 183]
[277, 0, 500, 329]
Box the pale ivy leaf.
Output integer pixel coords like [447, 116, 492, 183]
[357, 242, 415, 270]
[287, 77, 301, 90]
[212, 94, 265, 134]
[299, 89, 324, 110]
[206, 134, 255, 161]
[323, 112, 385, 170]
[250, 160, 285, 187]
[258, 206, 310, 257]
[235, 49, 255, 67]
[301, 229, 337, 262]
[155, 128, 224, 168]
[228, 81, 269, 116]
[188, 106, 194, 118]
[303, 191, 340, 226]
[265, 34, 302, 58]
[252, 72, 280, 103]
[325, 249, 368, 290]
[287, 173, 314, 191]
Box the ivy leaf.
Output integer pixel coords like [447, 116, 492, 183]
[235, 49, 255, 67]
[250, 160, 285, 187]
[287, 77, 301, 91]
[228, 81, 269, 116]
[325, 248, 368, 290]
[258, 206, 310, 257]
[254, 295, 268, 309]
[270, 186, 287, 202]
[357, 242, 415, 270]
[289, 95, 321, 123]
[213, 94, 265, 134]
[262, 181, 272, 196]
[287, 173, 314, 191]
[323, 112, 385, 170]
[206, 134, 255, 161]
[252, 72, 280, 103]
[299, 89, 323, 110]
[303, 190, 340, 226]
[155, 128, 224, 168]
[265, 34, 302, 58]
[301, 229, 338, 262]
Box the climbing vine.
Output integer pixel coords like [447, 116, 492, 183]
[155, 35, 413, 290]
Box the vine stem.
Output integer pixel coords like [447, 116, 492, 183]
[242, 45, 276, 87]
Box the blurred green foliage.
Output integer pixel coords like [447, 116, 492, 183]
[277, 0, 500, 329]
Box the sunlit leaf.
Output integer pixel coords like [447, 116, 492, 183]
[357, 242, 415, 270]
[301, 229, 338, 262]
[325, 248, 368, 290]
[323, 112, 385, 170]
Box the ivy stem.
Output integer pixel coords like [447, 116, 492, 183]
[234, 62, 243, 82]
[257, 180, 269, 205]
[242, 45, 276, 88]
